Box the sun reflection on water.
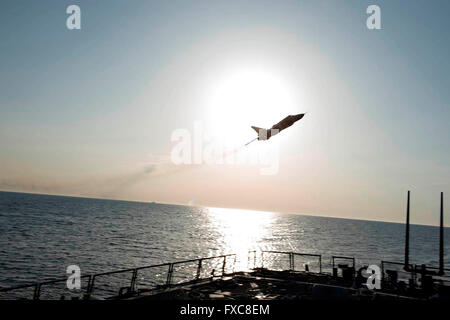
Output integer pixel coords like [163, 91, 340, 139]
[207, 207, 276, 270]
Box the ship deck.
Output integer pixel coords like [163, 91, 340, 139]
[125, 269, 432, 301]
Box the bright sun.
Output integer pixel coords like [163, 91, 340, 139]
[207, 69, 296, 146]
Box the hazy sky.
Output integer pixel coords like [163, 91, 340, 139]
[1, 0, 449, 226]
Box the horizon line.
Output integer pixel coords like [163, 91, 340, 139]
[0, 189, 446, 229]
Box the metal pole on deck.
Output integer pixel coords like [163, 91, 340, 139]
[404, 190, 410, 270]
[439, 192, 444, 275]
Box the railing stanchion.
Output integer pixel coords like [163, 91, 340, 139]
[85, 275, 92, 297]
[33, 284, 40, 300]
[196, 259, 202, 280]
[166, 263, 174, 286]
[293, 253, 295, 270]
[222, 256, 227, 276]
[130, 269, 138, 292]
[88, 276, 96, 296]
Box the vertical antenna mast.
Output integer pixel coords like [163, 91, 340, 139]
[439, 192, 444, 275]
[404, 190, 410, 270]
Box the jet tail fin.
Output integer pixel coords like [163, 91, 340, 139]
[251, 126, 270, 140]
[251, 126, 265, 133]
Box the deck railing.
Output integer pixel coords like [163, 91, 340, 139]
[381, 260, 450, 287]
[248, 250, 322, 273]
[249, 250, 450, 288]
[0, 253, 236, 300]
[2, 250, 449, 300]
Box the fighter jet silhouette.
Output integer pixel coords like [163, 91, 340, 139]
[246, 113, 306, 146]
